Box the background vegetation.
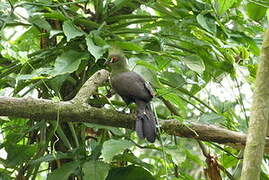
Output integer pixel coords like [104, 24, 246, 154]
[0, 0, 268, 179]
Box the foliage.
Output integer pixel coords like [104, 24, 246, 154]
[0, 0, 268, 179]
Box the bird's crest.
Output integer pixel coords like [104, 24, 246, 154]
[108, 46, 125, 63]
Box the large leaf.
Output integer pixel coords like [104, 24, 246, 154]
[216, 0, 237, 15]
[29, 15, 51, 31]
[101, 139, 133, 162]
[135, 60, 159, 71]
[246, 2, 267, 21]
[52, 50, 89, 76]
[114, 152, 154, 171]
[63, 21, 85, 41]
[114, 41, 143, 51]
[196, 14, 216, 34]
[198, 113, 225, 124]
[161, 71, 185, 87]
[106, 165, 155, 180]
[82, 160, 110, 180]
[47, 161, 80, 180]
[5, 144, 37, 168]
[86, 34, 108, 61]
[183, 55, 205, 74]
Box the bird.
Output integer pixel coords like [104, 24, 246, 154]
[106, 47, 157, 143]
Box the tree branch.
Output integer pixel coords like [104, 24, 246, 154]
[1, 70, 269, 153]
[1, 96, 269, 152]
[241, 28, 269, 179]
[72, 69, 109, 104]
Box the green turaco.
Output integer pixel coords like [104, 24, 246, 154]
[106, 47, 157, 143]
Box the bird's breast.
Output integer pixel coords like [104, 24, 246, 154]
[110, 72, 152, 102]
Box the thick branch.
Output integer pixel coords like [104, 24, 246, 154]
[1, 96, 269, 152]
[72, 69, 109, 104]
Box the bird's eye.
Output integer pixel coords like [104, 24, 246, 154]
[111, 56, 119, 62]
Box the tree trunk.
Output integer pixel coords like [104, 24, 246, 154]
[241, 28, 269, 180]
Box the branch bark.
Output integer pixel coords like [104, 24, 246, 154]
[241, 29, 269, 179]
[1, 95, 269, 153]
[72, 69, 109, 104]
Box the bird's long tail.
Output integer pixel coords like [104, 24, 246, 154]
[135, 100, 157, 143]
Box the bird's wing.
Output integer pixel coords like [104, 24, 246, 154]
[111, 71, 154, 102]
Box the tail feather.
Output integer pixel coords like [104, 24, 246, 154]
[135, 118, 144, 139]
[136, 101, 156, 143]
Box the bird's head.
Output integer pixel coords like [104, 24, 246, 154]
[106, 46, 128, 69]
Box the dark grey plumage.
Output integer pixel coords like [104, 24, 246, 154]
[107, 48, 157, 142]
[110, 72, 156, 142]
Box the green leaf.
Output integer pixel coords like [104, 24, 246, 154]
[48, 74, 69, 94]
[86, 34, 108, 60]
[114, 152, 154, 171]
[0, 170, 12, 180]
[220, 153, 238, 168]
[196, 14, 216, 34]
[198, 113, 225, 124]
[44, 12, 67, 21]
[246, 2, 267, 21]
[30, 152, 71, 165]
[260, 171, 269, 180]
[216, 0, 237, 15]
[106, 165, 155, 180]
[114, 41, 143, 51]
[136, 60, 159, 71]
[110, 0, 130, 13]
[5, 144, 37, 168]
[165, 147, 186, 165]
[52, 50, 89, 76]
[63, 21, 85, 41]
[47, 161, 80, 180]
[210, 95, 224, 113]
[82, 160, 110, 180]
[29, 15, 51, 31]
[161, 71, 185, 87]
[101, 139, 133, 162]
[14, 27, 40, 51]
[183, 55, 205, 74]
[49, 30, 63, 38]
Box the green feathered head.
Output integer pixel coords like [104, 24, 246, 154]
[106, 45, 129, 71]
